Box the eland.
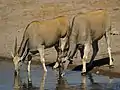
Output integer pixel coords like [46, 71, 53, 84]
[62, 10, 114, 76]
[11, 16, 70, 82]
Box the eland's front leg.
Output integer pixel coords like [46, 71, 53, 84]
[27, 54, 32, 86]
[38, 46, 47, 72]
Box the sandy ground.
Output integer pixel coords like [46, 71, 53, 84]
[0, 0, 120, 73]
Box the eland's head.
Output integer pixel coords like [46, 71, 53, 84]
[11, 38, 23, 76]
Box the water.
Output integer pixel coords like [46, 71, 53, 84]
[0, 61, 120, 90]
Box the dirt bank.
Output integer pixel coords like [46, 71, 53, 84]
[0, 0, 120, 63]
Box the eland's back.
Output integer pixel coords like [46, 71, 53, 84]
[24, 16, 69, 49]
[71, 10, 111, 44]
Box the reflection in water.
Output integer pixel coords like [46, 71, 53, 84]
[80, 75, 87, 90]
[40, 72, 47, 90]
[88, 73, 104, 90]
[13, 72, 47, 90]
[107, 69, 113, 84]
[13, 71, 116, 90]
[56, 75, 89, 90]
[88, 73, 94, 84]
[80, 73, 104, 90]
[14, 74, 27, 90]
[1, 61, 120, 90]
[87, 73, 114, 90]
[56, 77, 70, 90]
[55, 74, 88, 90]
[14, 74, 22, 90]
[56, 73, 101, 90]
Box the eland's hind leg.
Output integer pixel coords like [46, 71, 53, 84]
[53, 42, 61, 69]
[104, 31, 114, 67]
[81, 43, 91, 75]
[53, 37, 68, 69]
[38, 46, 47, 72]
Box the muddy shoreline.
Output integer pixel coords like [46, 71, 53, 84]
[1, 52, 120, 79]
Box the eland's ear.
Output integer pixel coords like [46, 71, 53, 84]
[14, 37, 18, 56]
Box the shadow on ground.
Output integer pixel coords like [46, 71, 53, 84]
[72, 57, 112, 72]
[47, 57, 112, 72]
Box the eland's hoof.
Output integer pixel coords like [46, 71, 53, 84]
[109, 65, 114, 69]
[81, 72, 87, 76]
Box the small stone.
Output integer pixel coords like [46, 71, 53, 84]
[96, 71, 99, 74]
